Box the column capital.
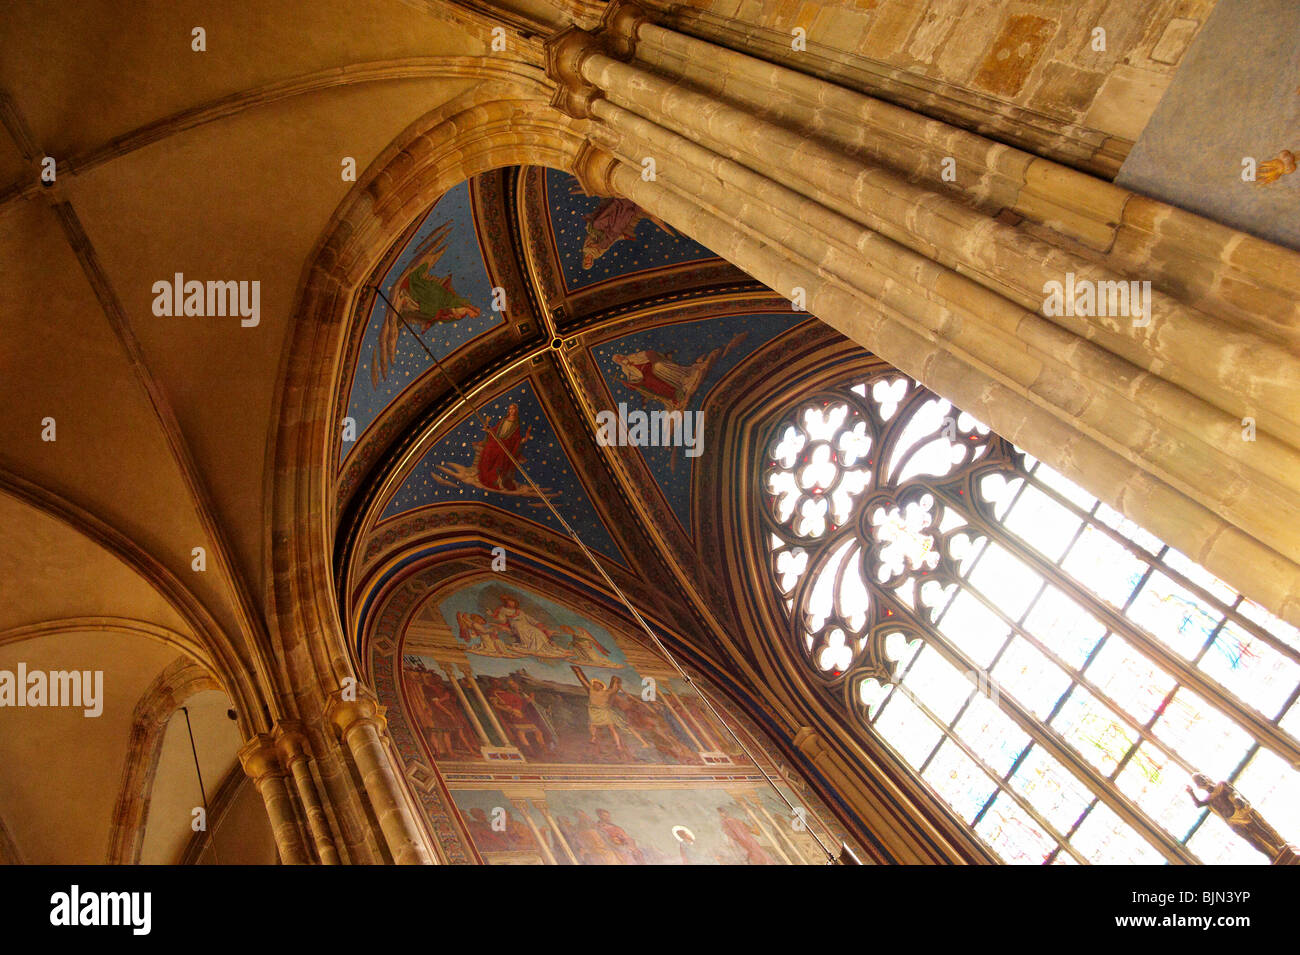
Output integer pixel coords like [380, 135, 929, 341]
[272, 719, 311, 762]
[238, 733, 283, 782]
[571, 141, 621, 197]
[544, 26, 604, 119]
[599, 0, 651, 59]
[324, 688, 388, 739]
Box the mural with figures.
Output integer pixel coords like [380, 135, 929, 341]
[592, 313, 810, 530]
[395, 580, 848, 863]
[341, 180, 504, 461]
[379, 379, 624, 564]
[544, 168, 719, 291]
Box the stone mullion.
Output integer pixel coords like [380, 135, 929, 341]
[935, 484, 1300, 769]
[590, 96, 1300, 561]
[599, 157, 1300, 630]
[578, 48, 1300, 439]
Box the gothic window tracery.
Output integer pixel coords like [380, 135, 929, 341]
[762, 371, 1300, 864]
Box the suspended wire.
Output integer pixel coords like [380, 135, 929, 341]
[181, 705, 220, 865]
[371, 286, 840, 863]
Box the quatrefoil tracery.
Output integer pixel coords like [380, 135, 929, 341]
[762, 374, 1011, 696]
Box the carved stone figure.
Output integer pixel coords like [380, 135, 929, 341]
[1187, 772, 1294, 861]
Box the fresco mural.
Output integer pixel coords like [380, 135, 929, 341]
[379, 379, 624, 563]
[394, 580, 846, 864]
[402, 581, 742, 765]
[544, 168, 719, 291]
[341, 181, 505, 461]
[1116, 0, 1300, 251]
[592, 313, 810, 530]
[449, 787, 828, 865]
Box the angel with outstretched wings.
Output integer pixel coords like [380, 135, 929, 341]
[569, 179, 678, 269]
[371, 221, 481, 384]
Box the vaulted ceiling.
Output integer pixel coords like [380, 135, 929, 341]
[0, 0, 1250, 864]
[337, 164, 839, 680]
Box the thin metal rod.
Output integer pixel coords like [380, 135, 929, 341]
[371, 286, 839, 862]
[181, 705, 219, 865]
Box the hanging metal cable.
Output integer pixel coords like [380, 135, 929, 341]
[371, 286, 846, 864]
[181, 705, 220, 865]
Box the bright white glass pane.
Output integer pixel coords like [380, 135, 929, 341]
[896, 438, 964, 483]
[805, 537, 853, 633]
[1083, 636, 1176, 724]
[874, 687, 944, 768]
[838, 548, 870, 631]
[1151, 687, 1252, 780]
[975, 791, 1057, 864]
[922, 739, 996, 823]
[1022, 586, 1106, 669]
[900, 647, 974, 725]
[1069, 803, 1164, 864]
[1007, 744, 1094, 834]
[1060, 526, 1148, 609]
[967, 542, 1042, 622]
[1238, 600, 1300, 652]
[1281, 700, 1300, 741]
[1128, 572, 1222, 660]
[1032, 464, 1097, 510]
[1002, 482, 1083, 563]
[870, 377, 907, 420]
[1050, 686, 1138, 776]
[1199, 620, 1300, 720]
[859, 679, 892, 719]
[886, 398, 949, 480]
[802, 403, 848, 442]
[990, 636, 1073, 720]
[936, 589, 1010, 668]
[1114, 743, 1201, 841]
[1161, 548, 1236, 607]
[978, 472, 1024, 522]
[953, 692, 1030, 776]
[1186, 811, 1269, 865]
[1094, 502, 1165, 556]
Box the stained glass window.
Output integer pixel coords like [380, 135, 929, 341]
[761, 371, 1300, 864]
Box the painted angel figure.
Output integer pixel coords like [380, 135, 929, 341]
[490, 595, 568, 658]
[611, 332, 748, 414]
[570, 180, 677, 269]
[475, 403, 531, 491]
[456, 611, 512, 656]
[371, 221, 481, 384]
[555, 625, 618, 665]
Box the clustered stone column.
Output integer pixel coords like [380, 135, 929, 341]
[545, 0, 1300, 630]
[237, 696, 432, 864]
[237, 734, 312, 865]
[272, 721, 342, 865]
[324, 689, 433, 865]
